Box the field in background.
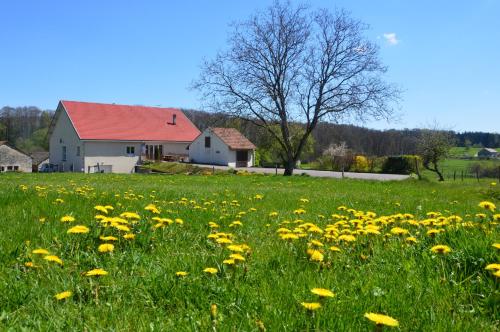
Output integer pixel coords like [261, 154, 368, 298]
[0, 173, 498, 331]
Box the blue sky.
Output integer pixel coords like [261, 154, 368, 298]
[0, 0, 498, 132]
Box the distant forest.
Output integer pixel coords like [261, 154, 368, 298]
[1, 105, 499, 160]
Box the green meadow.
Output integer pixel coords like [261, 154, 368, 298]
[0, 173, 498, 331]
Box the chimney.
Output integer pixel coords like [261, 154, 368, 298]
[172, 114, 177, 125]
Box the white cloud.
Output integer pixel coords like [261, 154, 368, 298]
[383, 33, 399, 45]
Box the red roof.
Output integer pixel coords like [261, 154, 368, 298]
[211, 127, 256, 150]
[61, 100, 200, 142]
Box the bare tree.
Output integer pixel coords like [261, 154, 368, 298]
[194, 1, 399, 175]
[417, 129, 454, 181]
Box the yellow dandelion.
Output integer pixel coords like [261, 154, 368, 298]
[485, 263, 500, 271]
[60, 215, 75, 222]
[203, 267, 218, 275]
[123, 233, 135, 240]
[99, 235, 118, 241]
[98, 243, 114, 253]
[364, 313, 399, 327]
[309, 250, 324, 262]
[32, 248, 50, 255]
[223, 258, 236, 265]
[431, 245, 452, 254]
[44, 255, 63, 265]
[67, 225, 90, 234]
[24, 261, 39, 268]
[405, 236, 418, 244]
[226, 244, 244, 252]
[311, 288, 335, 298]
[176, 271, 188, 277]
[329, 246, 341, 252]
[479, 201, 496, 212]
[54, 291, 72, 300]
[85, 268, 108, 276]
[94, 205, 108, 214]
[301, 302, 321, 311]
[229, 253, 245, 262]
[493, 243, 500, 250]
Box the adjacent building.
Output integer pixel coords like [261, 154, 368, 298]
[48, 100, 201, 173]
[0, 141, 32, 173]
[189, 127, 256, 167]
[477, 148, 499, 159]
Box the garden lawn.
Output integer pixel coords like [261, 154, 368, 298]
[0, 173, 499, 331]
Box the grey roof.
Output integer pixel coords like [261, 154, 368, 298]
[31, 151, 49, 165]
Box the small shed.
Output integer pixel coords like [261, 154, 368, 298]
[0, 141, 33, 173]
[477, 148, 498, 159]
[31, 151, 50, 172]
[188, 128, 256, 167]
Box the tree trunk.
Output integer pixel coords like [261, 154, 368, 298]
[283, 159, 296, 176]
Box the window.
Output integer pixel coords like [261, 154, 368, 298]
[14, 166, 19, 171]
[0, 166, 4, 172]
[126, 146, 135, 156]
[7, 166, 13, 171]
[205, 136, 211, 148]
[76, 146, 80, 156]
[62, 146, 67, 161]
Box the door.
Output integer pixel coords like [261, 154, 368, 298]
[236, 150, 248, 167]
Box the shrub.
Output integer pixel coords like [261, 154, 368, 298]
[469, 163, 500, 178]
[353, 155, 369, 172]
[382, 155, 422, 174]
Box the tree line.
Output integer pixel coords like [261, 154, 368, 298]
[0, 105, 498, 159]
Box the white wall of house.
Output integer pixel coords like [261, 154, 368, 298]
[226, 150, 254, 168]
[84, 141, 142, 173]
[188, 129, 254, 167]
[0, 145, 32, 172]
[189, 129, 230, 165]
[49, 109, 84, 172]
[163, 142, 190, 155]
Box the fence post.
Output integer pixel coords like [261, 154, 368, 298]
[498, 166, 500, 183]
[461, 170, 464, 181]
[212, 166, 215, 175]
[453, 170, 456, 181]
[275, 163, 278, 176]
[476, 170, 480, 182]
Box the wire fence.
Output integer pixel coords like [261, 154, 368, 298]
[440, 166, 500, 182]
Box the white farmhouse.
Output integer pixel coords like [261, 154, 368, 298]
[49, 101, 200, 173]
[189, 127, 256, 167]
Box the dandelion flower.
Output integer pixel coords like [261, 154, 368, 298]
[98, 243, 114, 253]
[203, 267, 218, 275]
[311, 288, 335, 298]
[493, 243, 500, 250]
[309, 250, 324, 262]
[54, 291, 72, 300]
[301, 302, 321, 311]
[364, 312, 399, 327]
[485, 263, 500, 271]
[99, 235, 118, 241]
[431, 245, 452, 254]
[123, 233, 135, 240]
[223, 258, 236, 265]
[176, 271, 188, 277]
[405, 237, 418, 244]
[329, 246, 341, 252]
[94, 205, 108, 214]
[85, 268, 108, 276]
[32, 248, 50, 255]
[229, 253, 245, 262]
[479, 201, 496, 212]
[67, 225, 90, 234]
[44, 255, 63, 265]
[24, 261, 39, 268]
[60, 215, 75, 222]
[227, 244, 244, 252]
